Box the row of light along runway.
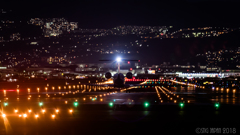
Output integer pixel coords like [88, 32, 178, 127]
[171, 79, 240, 104]
[0, 78, 239, 135]
[1, 78, 239, 119]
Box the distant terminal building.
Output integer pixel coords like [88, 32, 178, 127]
[176, 72, 224, 78]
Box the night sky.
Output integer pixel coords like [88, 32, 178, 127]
[1, 0, 240, 28]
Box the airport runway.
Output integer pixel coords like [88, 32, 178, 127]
[0, 80, 239, 135]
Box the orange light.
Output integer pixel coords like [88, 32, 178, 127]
[42, 109, 45, 113]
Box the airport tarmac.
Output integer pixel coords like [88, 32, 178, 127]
[0, 80, 239, 135]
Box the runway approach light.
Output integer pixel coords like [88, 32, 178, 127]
[144, 102, 149, 108]
[215, 103, 219, 108]
[39, 102, 43, 106]
[42, 109, 45, 113]
[116, 57, 121, 62]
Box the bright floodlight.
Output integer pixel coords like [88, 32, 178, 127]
[116, 57, 121, 62]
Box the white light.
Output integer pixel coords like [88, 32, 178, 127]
[116, 57, 121, 62]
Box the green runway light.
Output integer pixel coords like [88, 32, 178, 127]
[39, 102, 43, 106]
[179, 103, 184, 108]
[215, 103, 219, 108]
[144, 102, 149, 107]
[4, 102, 8, 106]
[109, 102, 113, 107]
[74, 102, 78, 107]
